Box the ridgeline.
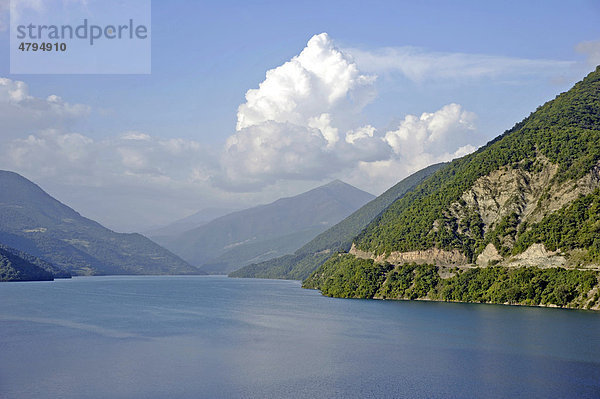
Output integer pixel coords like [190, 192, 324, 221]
[305, 66, 600, 310]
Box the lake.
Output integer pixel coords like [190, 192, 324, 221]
[1, 276, 599, 398]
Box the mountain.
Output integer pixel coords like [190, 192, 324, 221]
[230, 163, 446, 280]
[304, 66, 600, 310]
[0, 171, 203, 276]
[144, 207, 234, 239]
[0, 243, 71, 280]
[0, 243, 74, 281]
[0, 244, 54, 281]
[157, 180, 375, 274]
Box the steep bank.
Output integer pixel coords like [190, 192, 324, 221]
[304, 66, 600, 310]
[304, 254, 600, 310]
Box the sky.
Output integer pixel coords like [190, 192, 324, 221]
[0, 0, 599, 232]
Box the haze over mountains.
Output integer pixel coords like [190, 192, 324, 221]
[231, 163, 446, 280]
[154, 180, 375, 274]
[0, 171, 202, 276]
[144, 208, 234, 238]
[0, 171, 375, 279]
[4, 63, 599, 311]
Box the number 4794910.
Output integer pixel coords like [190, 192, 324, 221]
[18, 42, 67, 51]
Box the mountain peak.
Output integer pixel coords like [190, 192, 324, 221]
[316, 179, 373, 196]
[154, 179, 376, 274]
[326, 179, 345, 185]
[321, 179, 354, 189]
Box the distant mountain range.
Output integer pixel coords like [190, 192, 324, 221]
[0, 171, 203, 276]
[4, 65, 599, 311]
[154, 180, 375, 274]
[144, 207, 234, 238]
[230, 163, 445, 280]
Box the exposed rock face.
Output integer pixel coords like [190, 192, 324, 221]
[350, 243, 468, 266]
[535, 162, 600, 222]
[506, 243, 566, 268]
[384, 248, 468, 266]
[449, 159, 600, 234]
[352, 159, 600, 268]
[450, 159, 600, 257]
[476, 243, 502, 266]
[453, 158, 558, 232]
[349, 243, 374, 260]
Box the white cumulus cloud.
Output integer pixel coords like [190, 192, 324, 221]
[220, 121, 333, 190]
[219, 34, 480, 191]
[385, 103, 476, 158]
[343, 104, 477, 194]
[236, 33, 376, 132]
[219, 33, 387, 189]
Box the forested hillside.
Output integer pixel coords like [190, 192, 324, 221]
[355, 66, 600, 263]
[305, 66, 600, 310]
[0, 243, 71, 281]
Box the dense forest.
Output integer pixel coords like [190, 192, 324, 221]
[304, 67, 600, 310]
[354, 66, 600, 260]
[304, 255, 600, 309]
[0, 243, 71, 281]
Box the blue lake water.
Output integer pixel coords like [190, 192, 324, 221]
[1, 275, 599, 398]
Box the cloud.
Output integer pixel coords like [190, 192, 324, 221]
[0, 78, 90, 138]
[384, 103, 476, 158]
[218, 33, 388, 189]
[348, 46, 575, 82]
[340, 104, 477, 194]
[2, 129, 215, 186]
[220, 122, 332, 190]
[218, 34, 480, 191]
[576, 40, 600, 67]
[0, 76, 224, 231]
[236, 33, 376, 134]
[0, 33, 485, 229]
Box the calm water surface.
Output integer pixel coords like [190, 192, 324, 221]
[1, 276, 599, 398]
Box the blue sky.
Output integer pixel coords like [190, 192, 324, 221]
[0, 0, 598, 231]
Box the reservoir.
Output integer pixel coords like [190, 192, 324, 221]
[1, 276, 599, 398]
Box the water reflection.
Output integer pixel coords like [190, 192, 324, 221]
[1, 276, 599, 398]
